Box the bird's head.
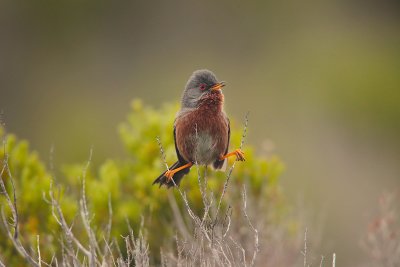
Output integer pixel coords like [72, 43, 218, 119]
[181, 69, 226, 108]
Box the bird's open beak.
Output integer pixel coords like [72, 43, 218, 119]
[211, 81, 226, 91]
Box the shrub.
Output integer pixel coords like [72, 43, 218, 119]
[0, 100, 291, 266]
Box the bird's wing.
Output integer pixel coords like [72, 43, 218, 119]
[213, 116, 230, 171]
[221, 117, 230, 171]
[174, 125, 187, 164]
[224, 116, 231, 156]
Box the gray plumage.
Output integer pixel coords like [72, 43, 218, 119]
[180, 69, 219, 109]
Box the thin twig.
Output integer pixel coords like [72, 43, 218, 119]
[8, 166, 19, 239]
[301, 228, 308, 267]
[171, 178, 211, 242]
[239, 111, 250, 150]
[37, 235, 42, 267]
[103, 236, 117, 267]
[230, 237, 247, 267]
[156, 136, 170, 171]
[102, 193, 113, 261]
[242, 185, 259, 267]
[79, 148, 100, 267]
[167, 191, 191, 240]
[1, 209, 39, 266]
[222, 206, 232, 238]
[214, 112, 249, 228]
[157, 136, 211, 241]
[0, 154, 19, 239]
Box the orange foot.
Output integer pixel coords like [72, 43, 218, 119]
[220, 149, 245, 161]
[165, 169, 175, 182]
[234, 149, 245, 161]
[164, 162, 193, 182]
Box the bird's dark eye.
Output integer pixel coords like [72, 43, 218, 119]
[199, 83, 206, 91]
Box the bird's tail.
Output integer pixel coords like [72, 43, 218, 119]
[152, 161, 191, 188]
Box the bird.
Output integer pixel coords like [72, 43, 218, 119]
[153, 69, 245, 188]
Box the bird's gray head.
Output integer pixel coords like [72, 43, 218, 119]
[181, 69, 225, 109]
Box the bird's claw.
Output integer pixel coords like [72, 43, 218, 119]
[234, 149, 245, 161]
[165, 170, 175, 182]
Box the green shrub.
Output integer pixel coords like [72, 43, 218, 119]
[0, 100, 287, 265]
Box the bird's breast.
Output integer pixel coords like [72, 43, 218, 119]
[175, 108, 229, 165]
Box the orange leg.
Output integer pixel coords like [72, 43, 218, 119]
[165, 162, 193, 181]
[220, 149, 245, 161]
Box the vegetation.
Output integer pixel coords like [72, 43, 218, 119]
[1, 100, 395, 266]
[1, 100, 298, 266]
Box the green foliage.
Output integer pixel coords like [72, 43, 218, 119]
[0, 100, 287, 264]
[0, 132, 55, 265]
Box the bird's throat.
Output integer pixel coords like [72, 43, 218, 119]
[198, 91, 224, 113]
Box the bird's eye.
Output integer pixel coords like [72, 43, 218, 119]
[199, 83, 206, 91]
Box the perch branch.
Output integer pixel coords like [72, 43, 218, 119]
[214, 112, 249, 228]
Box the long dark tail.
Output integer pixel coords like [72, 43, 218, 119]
[152, 161, 191, 188]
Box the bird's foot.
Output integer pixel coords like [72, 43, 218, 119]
[233, 149, 245, 161]
[163, 162, 193, 184]
[164, 169, 175, 182]
[220, 149, 245, 161]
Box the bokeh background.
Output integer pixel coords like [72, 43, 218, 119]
[1, 0, 399, 265]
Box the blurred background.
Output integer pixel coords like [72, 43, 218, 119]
[0, 0, 399, 265]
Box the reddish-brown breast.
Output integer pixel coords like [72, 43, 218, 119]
[175, 91, 229, 164]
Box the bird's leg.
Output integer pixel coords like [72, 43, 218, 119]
[165, 162, 193, 181]
[220, 149, 245, 161]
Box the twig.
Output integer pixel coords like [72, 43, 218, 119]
[113, 236, 125, 266]
[171, 178, 211, 242]
[200, 194, 213, 229]
[230, 237, 247, 267]
[37, 235, 42, 267]
[214, 112, 249, 228]
[156, 136, 169, 171]
[102, 193, 113, 260]
[167, 191, 191, 240]
[0, 154, 19, 239]
[132, 230, 150, 267]
[157, 136, 211, 241]
[239, 111, 250, 150]
[79, 148, 100, 267]
[320, 255, 325, 267]
[332, 253, 336, 267]
[242, 185, 259, 267]
[48, 185, 84, 265]
[1, 208, 39, 266]
[222, 206, 232, 238]
[103, 236, 117, 267]
[301, 228, 308, 267]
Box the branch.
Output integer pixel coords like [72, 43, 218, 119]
[301, 228, 308, 267]
[242, 185, 259, 267]
[37, 235, 42, 267]
[214, 112, 249, 228]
